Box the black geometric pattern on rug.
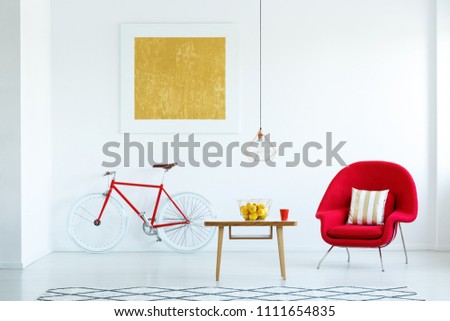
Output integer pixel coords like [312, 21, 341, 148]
[37, 285, 423, 301]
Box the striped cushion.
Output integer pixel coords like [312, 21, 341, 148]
[347, 188, 389, 225]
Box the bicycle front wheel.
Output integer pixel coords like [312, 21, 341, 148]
[68, 193, 127, 253]
[156, 193, 216, 253]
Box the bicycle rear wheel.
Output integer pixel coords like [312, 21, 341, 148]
[68, 193, 127, 252]
[156, 193, 216, 253]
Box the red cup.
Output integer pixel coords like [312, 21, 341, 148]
[280, 209, 289, 221]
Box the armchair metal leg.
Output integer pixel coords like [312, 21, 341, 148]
[399, 223, 408, 264]
[378, 247, 385, 272]
[346, 247, 350, 262]
[317, 246, 334, 269]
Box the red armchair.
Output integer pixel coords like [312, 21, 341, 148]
[315, 161, 418, 271]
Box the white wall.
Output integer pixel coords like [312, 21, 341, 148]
[51, 0, 441, 252]
[20, 0, 52, 266]
[0, 0, 52, 268]
[437, 0, 450, 250]
[0, 0, 22, 267]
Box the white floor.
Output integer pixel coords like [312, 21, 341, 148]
[1, 249, 450, 301]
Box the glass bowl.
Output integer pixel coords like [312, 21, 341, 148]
[237, 199, 272, 221]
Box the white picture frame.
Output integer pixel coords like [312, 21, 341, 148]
[120, 23, 239, 134]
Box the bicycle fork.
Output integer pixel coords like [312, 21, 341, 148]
[95, 187, 114, 226]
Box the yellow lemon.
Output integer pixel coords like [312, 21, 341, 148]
[257, 208, 265, 216]
[249, 213, 258, 221]
[240, 206, 249, 215]
[243, 214, 249, 220]
[259, 212, 267, 220]
[248, 205, 257, 213]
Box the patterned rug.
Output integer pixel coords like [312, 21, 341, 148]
[37, 285, 423, 301]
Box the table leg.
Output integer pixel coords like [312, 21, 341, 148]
[216, 226, 224, 281]
[276, 226, 286, 280]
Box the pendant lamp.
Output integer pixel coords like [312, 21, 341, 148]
[245, 0, 277, 162]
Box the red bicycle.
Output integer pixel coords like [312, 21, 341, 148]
[68, 163, 216, 253]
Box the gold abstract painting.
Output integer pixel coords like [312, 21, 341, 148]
[134, 37, 226, 120]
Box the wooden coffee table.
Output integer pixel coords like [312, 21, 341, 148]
[204, 220, 298, 281]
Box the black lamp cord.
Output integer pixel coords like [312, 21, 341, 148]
[259, 0, 262, 131]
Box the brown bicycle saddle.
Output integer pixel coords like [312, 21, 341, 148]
[152, 163, 177, 170]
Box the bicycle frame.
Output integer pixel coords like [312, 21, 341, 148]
[96, 178, 190, 229]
